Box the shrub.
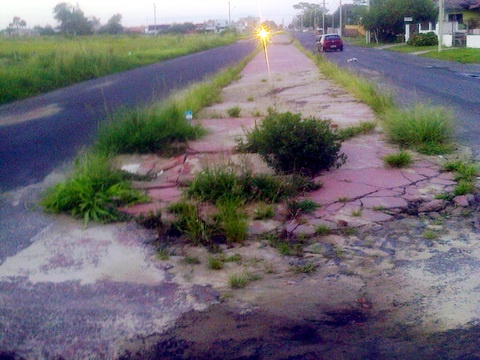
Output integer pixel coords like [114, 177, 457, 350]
[381, 104, 453, 155]
[240, 112, 346, 176]
[407, 32, 438, 47]
[41, 152, 147, 225]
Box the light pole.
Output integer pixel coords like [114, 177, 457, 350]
[228, 1, 231, 28]
[438, 0, 444, 52]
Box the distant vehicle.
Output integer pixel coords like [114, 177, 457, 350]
[316, 34, 344, 52]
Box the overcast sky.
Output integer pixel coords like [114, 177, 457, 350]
[1, 0, 343, 30]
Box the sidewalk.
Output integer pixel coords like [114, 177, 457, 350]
[120, 33, 464, 235]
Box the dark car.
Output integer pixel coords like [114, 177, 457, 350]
[316, 34, 344, 52]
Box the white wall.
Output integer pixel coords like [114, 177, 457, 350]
[467, 35, 480, 48]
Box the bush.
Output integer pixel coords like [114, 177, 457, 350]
[407, 32, 438, 47]
[240, 112, 346, 176]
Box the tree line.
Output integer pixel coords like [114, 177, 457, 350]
[293, 0, 438, 43]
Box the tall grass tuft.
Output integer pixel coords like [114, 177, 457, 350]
[381, 104, 454, 155]
[41, 152, 147, 225]
[95, 104, 205, 155]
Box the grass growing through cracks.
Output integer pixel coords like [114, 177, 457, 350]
[41, 152, 147, 225]
[383, 151, 413, 168]
[381, 104, 454, 155]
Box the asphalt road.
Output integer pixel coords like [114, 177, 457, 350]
[0, 39, 257, 192]
[292, 32, 480, 159]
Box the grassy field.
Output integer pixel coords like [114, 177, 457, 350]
[0, 33, 238, 104]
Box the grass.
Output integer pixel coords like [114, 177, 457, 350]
[229, 273, 249, 288]
[183, 255, 201, 265]
[0, 33, 239, 104]
[156, 248, 170, 260]
[187, 161, 317, 205]
[441, 160, 479, 197]
[207, 256, 224, 270]
[422, 229, 439, 239]
[454, 180, 476, 196]
[351, 209, 363, 217]
[287, 199, 319, 217]
[383, 151, 413, 168]
[227, 106, 242, 117]
[387, 45, 437, 53]
[40, 152, 147, 225]
[169, 201, 214, 245]
[290, 262, 317, 274]
[381, 103, 454, 155]
[443, 160, 479, 181]
[420, 48, 480, 64]
[315, 224, 331, 235]
[95, 104, 206, 155]
[253, 203, 275, 220]
[338, 121, 377, 140]
[216, 199, 249, 244]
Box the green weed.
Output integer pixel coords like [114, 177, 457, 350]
[253, 203, 275, 220]
[422, 229, 439, 239]
[291, 262, 317, 274]
[183, 255, 201, 265]
[383, 151, 413, 168]
[229, 273, 249, 288]
[454, 180, 476, 196]
[381, 104, 454, 155]
[227, 106, 241, 118]
[207, 256, 224, 270]
[315, 224, 331, 235]
[41, 152, 147, 225]
[338, 121, 377, 140]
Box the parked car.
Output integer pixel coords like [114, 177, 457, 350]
[316, 34, 344, 52]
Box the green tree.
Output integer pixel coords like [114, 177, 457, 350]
[293, 2, 325, 29]
[53, 2, 93, 35]
[361, 0, 436, 43]
[99, 14, 124, 34]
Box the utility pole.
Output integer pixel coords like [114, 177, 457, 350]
[153, 3, 156, 35]
[339, 0, 342, 36]
[438, 0, 444, 52]
[228, 1, 231, 28]
[366, 0, 370, 44]
[322, 0, 325, 34]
